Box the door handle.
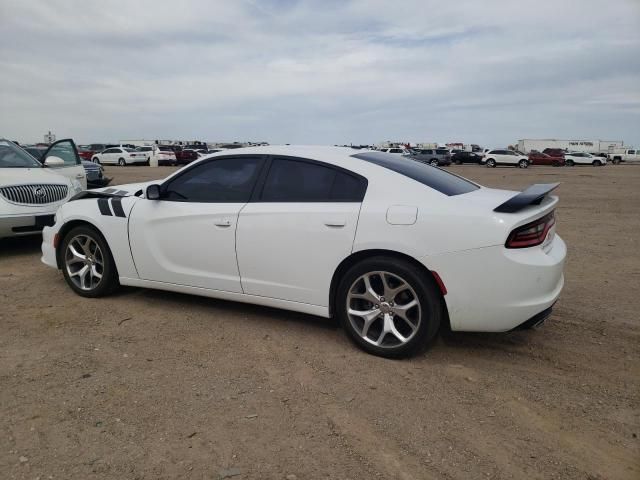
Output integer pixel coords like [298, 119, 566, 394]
[324, 220, 346, 228]
[214, 219, 232, 227]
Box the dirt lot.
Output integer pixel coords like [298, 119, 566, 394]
[1, 163, 639, 480]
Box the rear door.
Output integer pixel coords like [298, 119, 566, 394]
[236, 156, 367, 306]
[42, 139, 87, 188]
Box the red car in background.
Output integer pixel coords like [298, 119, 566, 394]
[170, 145, 199, 165]
[529, 150, 565, 166]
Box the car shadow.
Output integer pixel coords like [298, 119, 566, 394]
[115, 286, 340, 332]
[0, 235, 43, 258]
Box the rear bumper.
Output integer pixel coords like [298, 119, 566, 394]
[423, 234, 566, 332]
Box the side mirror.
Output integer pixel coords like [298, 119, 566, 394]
[146, 184, 161, 200]
[44, 156, 65, 167]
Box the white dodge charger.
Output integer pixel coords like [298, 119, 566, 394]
[41, 146, 566, 357]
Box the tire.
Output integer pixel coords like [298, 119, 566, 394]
[118, 158, 126, 166]
[92, 157, 100, 164]
[518, 159, 528, 168]
[455, 160, 462, 165]
[60, 225, 119, 298]
[593, 160, 602, 166]
[336, 256, 442, 358]
[552, 160, 561, 167]
[430, 160, 438, 166]
[613, 158, 621, 165]
[566, 160, 574, 166]
[486, 159, 496, 168]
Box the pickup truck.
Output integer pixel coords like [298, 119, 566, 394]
[607, 148, 640, 164]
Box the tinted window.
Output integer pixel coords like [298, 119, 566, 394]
[261, 158, 366, 202]
[435, 149, 449, 154]
[351, 152, 479, 196]
[46, 140, 80, 166]
[629, 150, 636, 154]
[164, 157, 262, 202]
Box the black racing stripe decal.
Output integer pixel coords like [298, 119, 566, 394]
[115, 190, 128, 196]
[110, 197, 126, 218]
[102, 188, 117, 194]
[97, 198, 112, 216]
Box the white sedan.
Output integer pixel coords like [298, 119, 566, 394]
[41, 146, 565, 357]
[564, 152, 606, 166]
[1, 139, 83, 239]
[484, 149, 529, 168]
[91, 147, 148, 166]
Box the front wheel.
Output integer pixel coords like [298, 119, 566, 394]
[566, 160, 574, 166]
[612, 158, 621, 165]
[486, 159, 496, 168]
[336, 257, 442, 358]
[518, 159, 529, 168]
[118, 158, 126, 166]
[61, 226, 119, 298]
[593, 160, 602, 166]
[92, 157, 101, 164]
[430, 160, 439, 166]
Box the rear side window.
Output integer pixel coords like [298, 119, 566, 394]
[351, 152, 479, 196]
[260, 158, 366, 202]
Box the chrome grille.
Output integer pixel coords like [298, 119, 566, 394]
[0, 184, 69, 205]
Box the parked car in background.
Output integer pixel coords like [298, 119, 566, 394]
[564, 152, 606, 166]
[528, 151, 565, 167]
[22, 140, 87, 188]
[82, 161, 111, 188]
[451, 151, 484, 165]
[135, 145, 177, 166]
[91, 147, 148, 166]
[378, 147, 411, 156]
[483, 150, 529, 168]
[542, 148, 566, 158]
[411, 148, 452, 166]
[41, 146, 565, 358]
[607, 148, 640, 164]
[169, 145, 199, 165]
[1, 139, 83, 239]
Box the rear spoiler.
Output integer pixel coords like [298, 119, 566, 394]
[494, 183, 559, 213]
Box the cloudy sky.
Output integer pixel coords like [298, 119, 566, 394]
[1, 0, 639, 147]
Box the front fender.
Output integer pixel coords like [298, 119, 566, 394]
[52, 196, 141, 278]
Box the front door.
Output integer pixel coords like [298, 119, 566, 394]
[236, 157, 366, 306]
[42, 139, 87, 188]
[128, 156, 265, 292]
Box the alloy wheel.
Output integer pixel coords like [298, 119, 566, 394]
[64, 234, 104, 291]
[346, 271, 422, 348]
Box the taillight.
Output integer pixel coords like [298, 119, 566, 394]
[505, 211, 555, 248]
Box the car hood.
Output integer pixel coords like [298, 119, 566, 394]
[93, 181, 158, 196]
[0, 167, 71, 186]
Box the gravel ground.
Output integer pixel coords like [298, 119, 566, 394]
[1, 163, 639, 480]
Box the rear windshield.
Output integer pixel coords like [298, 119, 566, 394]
[351, 152, 479, 196]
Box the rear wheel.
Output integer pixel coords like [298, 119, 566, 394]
[61, 226, 119, 298]
[593, 160, 602, 166]
[336, 257, 442, 358]
[613, 158, 621, 165]
[118, 158, 126, 166]
[92, 157, 100, 164]
[518, 159, 529, 168]
[430, 159, 438, 166]
[486, 159, 496, 168]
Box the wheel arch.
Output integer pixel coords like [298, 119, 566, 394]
[328, 249, 449, 326]
[55, 219, 108, 269]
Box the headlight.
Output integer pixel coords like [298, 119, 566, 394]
[71, 179, 83, 193]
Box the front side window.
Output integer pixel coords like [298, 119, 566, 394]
[260, 158, 366, 202]
[164, 157, 262, 203]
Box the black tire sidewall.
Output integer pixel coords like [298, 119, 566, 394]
[60, 225, 119, 298]
[336, 256, 442, 358]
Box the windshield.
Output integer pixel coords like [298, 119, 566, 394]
[0, 140, 43, 168]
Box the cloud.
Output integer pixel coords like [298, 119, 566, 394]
[0, 0, 639, 146]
